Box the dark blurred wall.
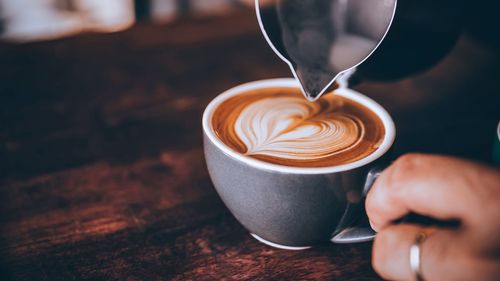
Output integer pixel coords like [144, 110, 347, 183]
[465, 1, 500, 49]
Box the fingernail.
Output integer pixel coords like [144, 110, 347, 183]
[369, 219, 378, 232]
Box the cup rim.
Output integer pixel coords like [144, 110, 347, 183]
[497, 121, 500, 141]
[202, 78, 396, 175]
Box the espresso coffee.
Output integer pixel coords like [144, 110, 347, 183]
[212, 87, 385, 167]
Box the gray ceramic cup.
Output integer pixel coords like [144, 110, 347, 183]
[203, 79, 396, 250]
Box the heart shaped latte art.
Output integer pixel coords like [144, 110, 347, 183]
[235, 96, 365, 161]
[212, 88, 385, 167]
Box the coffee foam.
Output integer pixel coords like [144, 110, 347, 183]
[212, 87, 385, 167]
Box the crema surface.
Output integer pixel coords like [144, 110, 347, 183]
[212, 87, 385, 167]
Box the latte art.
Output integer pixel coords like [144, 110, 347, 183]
[212, 87, 385, 167]
[235, 96, 365, 160]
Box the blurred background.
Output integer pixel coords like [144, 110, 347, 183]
[0, 0, 498, 47]
[0, 0, 258, 42]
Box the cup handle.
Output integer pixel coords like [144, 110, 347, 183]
[330, 166, 384, 244]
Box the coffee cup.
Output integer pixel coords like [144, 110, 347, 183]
[202, 78, 396, 249]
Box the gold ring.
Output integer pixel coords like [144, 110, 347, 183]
[410, 232, 427, 281]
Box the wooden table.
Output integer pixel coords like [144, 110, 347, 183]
[1, 10, 499, 280]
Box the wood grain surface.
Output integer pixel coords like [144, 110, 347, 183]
[0, 10, 499, 281]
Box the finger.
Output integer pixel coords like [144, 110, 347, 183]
[373, 225, 498, 281]
[372, 224, 430, 281]
[366, 153, 495, 231]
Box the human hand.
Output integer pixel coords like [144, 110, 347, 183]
[366, 154, 500, 281]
